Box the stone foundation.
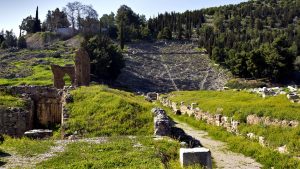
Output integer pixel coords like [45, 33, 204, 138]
[1, 86, 70, 137]
[0, 107, 33, 137]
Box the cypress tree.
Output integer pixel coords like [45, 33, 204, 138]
[34, 6, 41, 32]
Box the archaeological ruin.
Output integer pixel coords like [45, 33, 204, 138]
[51, 48, 90, 89]
[0, 48, 90, 137]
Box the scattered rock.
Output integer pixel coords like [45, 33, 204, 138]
[278, 145, 288, 154]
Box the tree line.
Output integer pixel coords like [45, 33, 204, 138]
[1, 0, 300, 81]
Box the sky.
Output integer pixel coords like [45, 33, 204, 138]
[0, 0, 247, 35]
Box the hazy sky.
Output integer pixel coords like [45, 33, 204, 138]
[0, 0, 247, 35]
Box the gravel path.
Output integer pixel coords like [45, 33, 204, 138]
[0, 137, 107, 169]
[174, 121, 262, 169]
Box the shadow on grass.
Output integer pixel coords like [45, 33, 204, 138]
[170, 120, 203, 148]
[0, 150, 10, 167]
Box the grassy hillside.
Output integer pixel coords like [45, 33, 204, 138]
[0, 85, 188, 168]
[0, 41, 75, 86]
[65, 85, 154, 137]
[0, 91, 25, 108]
[167, 90, 300, 121]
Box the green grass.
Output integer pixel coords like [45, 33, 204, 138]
[37, 137, 183, 169]
[66, 85, 154, 137]
[0, 46, 74, 86]
[0, 136, 54, 157]
[164, 107, 300, 169]
[0, 92, 25, 107]
[0, 56, 73, 86]
[167, 90, 300, 121]
[238, 124, 300, 156]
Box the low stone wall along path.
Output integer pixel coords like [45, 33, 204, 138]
[174, 120, 262, 169]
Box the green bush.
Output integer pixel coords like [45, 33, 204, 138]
[82, 35, 124, 81]
[17, 36, 27, 49]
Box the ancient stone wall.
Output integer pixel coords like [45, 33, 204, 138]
[51, 65, 75, 89]
[3, 86, 64, 129]
[0, 101, 33, 137]
[159, 95, 298, 154]
[51, 48, 90, 89]
[75, 48, 90, 87]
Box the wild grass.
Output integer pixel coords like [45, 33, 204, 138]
[165, 107, 300, 169]
[0, 56, 73, 86]
[0, 92, 25, 107]
[37, 137, 183, 169]
[66, 85, 154, 137]
[0, 136, 54, 157]
[238, 124, 300, 156]
[168, 90, 300, 121]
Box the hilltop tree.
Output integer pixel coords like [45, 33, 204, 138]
[63, 2, 99, 34]
[100, 12, 118, 39]
[20, 6, 41, 34]
[63, 1, 83, 32]
[34, 6, 42, 32]
[1, 30, 17, 49]
[116, 5, 141, 48]
[0, 31, 4, 45]
[44, 8, 70, 31]
[20, 16, 36, 33]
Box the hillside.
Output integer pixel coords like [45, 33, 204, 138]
[0, 85, 184, 168]
[150, 0, 300, 82]
[116, 41, 229, 92]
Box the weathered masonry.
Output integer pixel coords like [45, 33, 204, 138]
[51, 48, 90, 89]
[0, 86, 66, 137]
[0, 48, 91, 137]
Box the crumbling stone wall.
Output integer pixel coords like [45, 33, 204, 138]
[0, 95, 34, 137]
[0, 107, 32, 137]
[75, 48, 90, 87]
[51, 65, 76, 89]
[51, 48, 90, 89]
[4, 86, 64, 129]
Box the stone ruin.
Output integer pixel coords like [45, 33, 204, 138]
[151, 108, 212, 168]
[51, 48, 90, 89]
[0, 86, 70, 137]
[0, 48, 91, 137]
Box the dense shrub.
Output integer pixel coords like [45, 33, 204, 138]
[82, 35, 124, 81]
[17, 36, 27, 49]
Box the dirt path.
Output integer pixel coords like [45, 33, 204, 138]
[0, 137, 107, 169]
[174, 121, 262, 169]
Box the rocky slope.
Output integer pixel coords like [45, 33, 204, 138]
[115, 41, 230, 93]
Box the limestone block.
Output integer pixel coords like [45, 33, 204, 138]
[24, 129, 53, 139]
[180, 148, 212, 168]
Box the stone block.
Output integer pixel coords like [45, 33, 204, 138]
[180, 148, 212, 168]
[24, 129, 53, 139]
